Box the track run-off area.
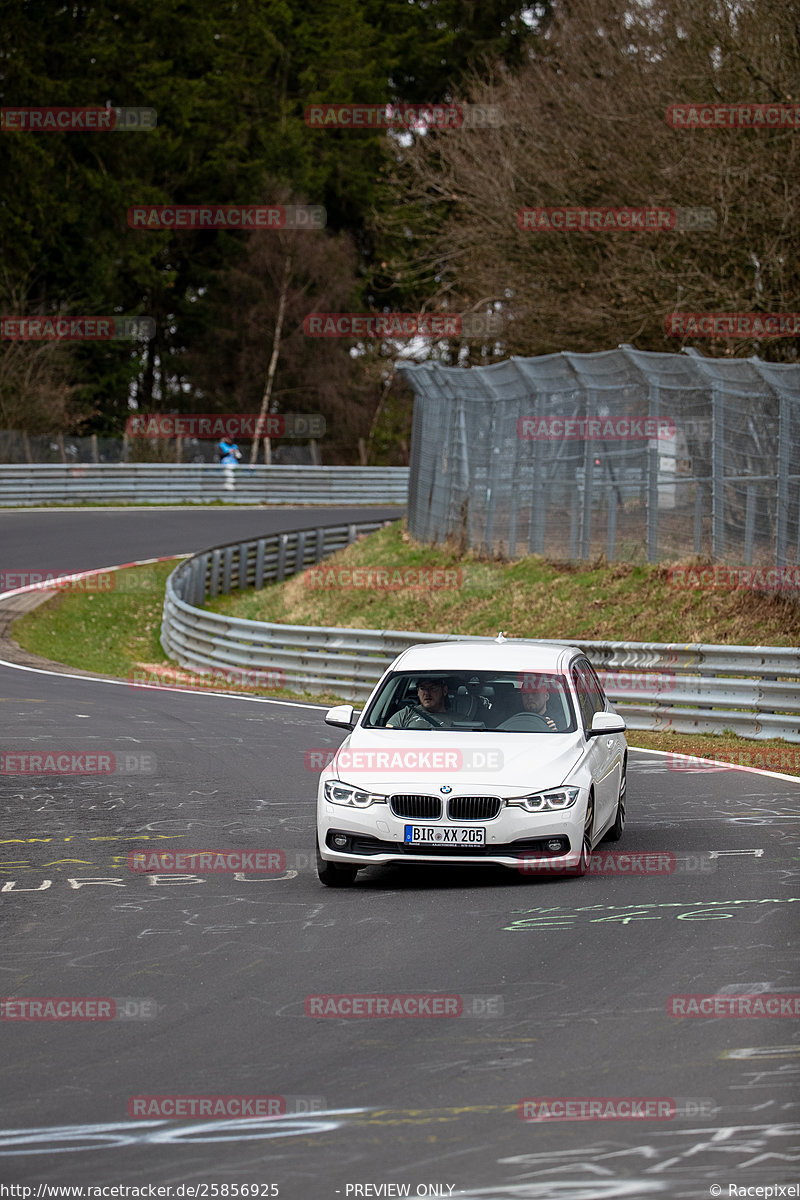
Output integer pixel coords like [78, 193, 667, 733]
[1, 508, 799, 1200]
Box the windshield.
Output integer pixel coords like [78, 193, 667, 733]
[362, 670, 577, 733]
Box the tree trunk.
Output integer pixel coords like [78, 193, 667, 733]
[250, 251, 292, 465]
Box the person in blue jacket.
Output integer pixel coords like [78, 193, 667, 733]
[217, 437, 242, 465]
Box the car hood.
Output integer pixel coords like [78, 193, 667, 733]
[328, 728, 586, 793]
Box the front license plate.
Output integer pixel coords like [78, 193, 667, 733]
[404, 825, 486, 846]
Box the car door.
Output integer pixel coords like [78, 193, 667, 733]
[571, 659, 620, 838]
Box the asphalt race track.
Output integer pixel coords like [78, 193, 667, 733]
[1, 509, 799, 1199]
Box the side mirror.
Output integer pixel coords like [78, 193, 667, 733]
[325, 704, 356, 731]
[588, 710, 627, 737]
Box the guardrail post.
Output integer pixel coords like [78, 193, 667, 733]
[254, 538, 267, 589]
[348, 524, 358, 544]
[294, 531, 307, 574]
[276, 534, 288, 582]
[210, 549, 221, 598]
[238, 542, 249, 590]
[222, 546, 233, 593]
[315, 528, 326, 562]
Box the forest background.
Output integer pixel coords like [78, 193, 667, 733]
[1, 0, 796, 464]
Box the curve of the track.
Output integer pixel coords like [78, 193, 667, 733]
[1, 511, 798, 1200]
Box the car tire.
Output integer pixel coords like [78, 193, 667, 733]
[603, 757, 626, 843]
[316, 837, 359, 887]
[564, 793, 594, 878]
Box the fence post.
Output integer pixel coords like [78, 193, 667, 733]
[744, 485, 757, 565]
[646, 383, 660, 563]
[238, 542, 249, 590]
[693, 482, 705, 554]
[209, 549, 222, 598]
[606, 481, 617, 562]
[711, 386, 725, 561]
[776, 395, 790, 567]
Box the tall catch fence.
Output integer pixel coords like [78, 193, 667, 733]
[400, 347, 800, 566]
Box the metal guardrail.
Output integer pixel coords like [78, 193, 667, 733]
[0, 463, 410, 506]
[160, 521, 800, 742]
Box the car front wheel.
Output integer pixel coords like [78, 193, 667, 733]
[566, 793, 594, 878]
[603, 757, 626, 843]
[316, 837, 359, 887]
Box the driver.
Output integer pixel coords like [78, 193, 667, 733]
[386, 676, 455, 728]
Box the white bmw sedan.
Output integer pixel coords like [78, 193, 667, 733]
[315, 638, 627, 886]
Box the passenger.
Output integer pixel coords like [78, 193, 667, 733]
[521, 677, 559, 730]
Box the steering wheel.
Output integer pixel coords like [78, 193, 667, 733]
[499, 712, 552, 732]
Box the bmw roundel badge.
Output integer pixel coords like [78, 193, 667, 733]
[440, 785, 453, 794]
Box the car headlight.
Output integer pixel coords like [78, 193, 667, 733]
[507, 787, 580, 813]
[324, 780, 386, 808]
